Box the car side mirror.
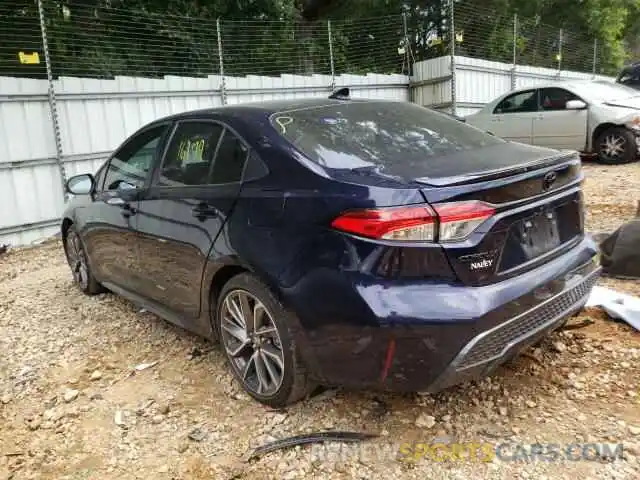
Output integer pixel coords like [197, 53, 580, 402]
[566, 100, 587, 110]
[115, 180, 141, 201]
[66, 174, 94, 195]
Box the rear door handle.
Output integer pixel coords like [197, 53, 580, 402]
[192, 202, 218, 219]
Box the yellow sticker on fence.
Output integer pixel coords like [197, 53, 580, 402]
[18, 52, 40, 64]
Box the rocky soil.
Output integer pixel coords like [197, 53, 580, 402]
[1, 161, 639, 480]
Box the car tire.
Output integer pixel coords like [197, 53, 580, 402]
[596, 127, 637, 164]
[64, 225, 104, 295]
[216, 273, 314, 408]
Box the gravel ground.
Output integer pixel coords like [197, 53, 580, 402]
[1, 162, 640, 480]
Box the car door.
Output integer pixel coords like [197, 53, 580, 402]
[532, 87, 588, 150]
[486, 89, 539, 144]
[83, 123, 170, 292]
[135, 119, 249, 320]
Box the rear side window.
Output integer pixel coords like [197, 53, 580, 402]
[211, 130, 249, 184]
[271, 102, 504, 173]
[540, 88, 580, 111]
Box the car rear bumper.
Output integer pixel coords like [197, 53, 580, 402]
[292, 236, 600, 392]
[425, 263, 598, 393]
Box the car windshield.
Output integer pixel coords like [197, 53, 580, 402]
[573, 81, 640, 102]
[270, 101, 504, 176]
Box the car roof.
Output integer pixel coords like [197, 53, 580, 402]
[149, 97, 378, 125]
[490, 79, 620, 103]
[510, 79, 614, 92]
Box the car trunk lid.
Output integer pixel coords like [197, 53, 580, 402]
[419, 151, 584, 286]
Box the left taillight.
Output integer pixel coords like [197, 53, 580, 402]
[331, 201, 495, 242]
[330, 205, 437, 241]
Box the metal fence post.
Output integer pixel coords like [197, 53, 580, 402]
[37, 0, 66, 200]
[592, 38, 598, 76]
[402, 11, 412, 101]
[216, 18, 227, 105]
[557, 28, 563, 72]
[327, 20, 335, 90]
[511, 13, 518, 90]
[449, 0, 456, 116]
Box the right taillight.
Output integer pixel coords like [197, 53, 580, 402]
[331, 200, 494, 242]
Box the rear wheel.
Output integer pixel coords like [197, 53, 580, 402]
[216, 273, 313, 407]
[596, 127, 637, 165]
[64, 226, 104, 295]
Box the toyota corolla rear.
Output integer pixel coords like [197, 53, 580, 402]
[258, 99, 600, 393]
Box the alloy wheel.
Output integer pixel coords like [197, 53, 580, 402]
[65, 232, 89, 290]
[600, 133, 626, 160]
[219, 289, 285, 396]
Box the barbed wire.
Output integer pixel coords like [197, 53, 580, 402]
[0, 0, 624, 80]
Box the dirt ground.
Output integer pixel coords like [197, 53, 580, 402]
[1, 161, 640, 480]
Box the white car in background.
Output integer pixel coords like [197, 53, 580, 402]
[466, 80, 640, 164]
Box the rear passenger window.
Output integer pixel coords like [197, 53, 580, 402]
[211, 130, 249, 184]
[158, 122, 223, 186]
[540, 88, 580, 111]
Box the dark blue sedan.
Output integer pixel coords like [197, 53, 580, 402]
[61, 90, 600, 407]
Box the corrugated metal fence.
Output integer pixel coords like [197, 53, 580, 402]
[0, 73, 408, 246]
[412, 56, 616, 117]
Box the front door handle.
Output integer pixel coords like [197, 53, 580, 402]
[106, 196, 136, 217]
[106, 196, 125, 206]
[192, 202, 218, 219]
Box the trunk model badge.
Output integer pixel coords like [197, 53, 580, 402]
[459, 250, 498, 272]
[542, 171, 558, 191]
[470, 258, 493, 271]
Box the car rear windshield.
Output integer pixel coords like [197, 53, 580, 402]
[270, 101, 505, 178]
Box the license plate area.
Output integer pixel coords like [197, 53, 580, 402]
[519, 210, 561, 258]
[498, 199, 580, 273]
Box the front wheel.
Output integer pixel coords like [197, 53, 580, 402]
[596, 127, 637, 165]
[216, 273, 314, 407]
[64, 226, 104, 295]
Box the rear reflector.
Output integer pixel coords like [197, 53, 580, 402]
[331, 201, 494, 242]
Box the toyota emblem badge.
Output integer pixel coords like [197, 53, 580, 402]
[542, 171, 557, 191]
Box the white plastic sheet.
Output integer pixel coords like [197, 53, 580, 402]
[585, 286, 640, 331]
